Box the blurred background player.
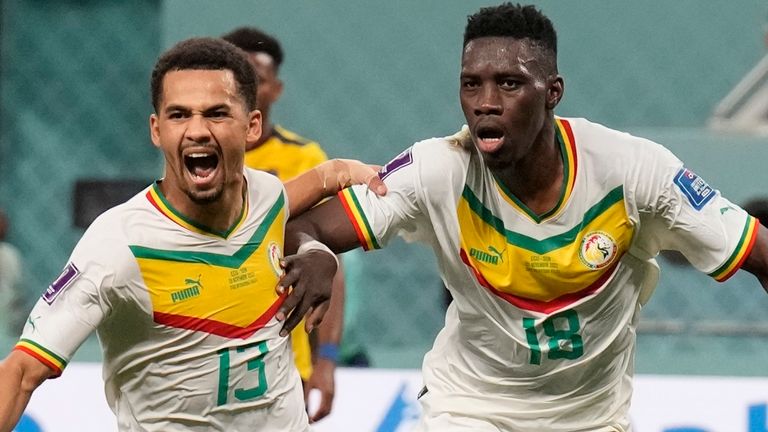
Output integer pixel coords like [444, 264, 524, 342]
[222, 26, 345, 422]
[0, 209, 25, 340]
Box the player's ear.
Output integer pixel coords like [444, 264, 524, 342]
[546, 75, 564, 110]
[246, 109, 262, 144]
[149, 114, 161, 148]
[272, 78, 284, 103]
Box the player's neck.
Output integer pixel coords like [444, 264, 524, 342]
[493, 127, 564, 216]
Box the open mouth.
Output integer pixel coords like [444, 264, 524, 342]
[475, 125, 505, 153]
[184, 151, 220, 182]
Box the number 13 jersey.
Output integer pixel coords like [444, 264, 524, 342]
[15, 169, 306, 431]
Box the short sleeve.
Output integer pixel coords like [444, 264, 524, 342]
[338, 146, 424, 250]
[14, 224, 116, 376]
[628, 141, 757, 282]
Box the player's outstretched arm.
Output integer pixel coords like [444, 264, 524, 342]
[284, 158, 386, 217]
[741, 224, 768, 292]
[276, 198, 361, 336]
[0, 350, 56, 432]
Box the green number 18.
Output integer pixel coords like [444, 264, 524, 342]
[217, 340, 270, 406]
[522, 309, 584, 365]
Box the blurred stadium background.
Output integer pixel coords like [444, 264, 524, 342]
[2, 0, 768, 386]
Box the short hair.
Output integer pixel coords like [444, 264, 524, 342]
[464, 3, 558, 73]
[150, 37, 257, 112]
[221, 27, 284, 70]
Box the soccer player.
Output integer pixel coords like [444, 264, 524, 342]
[222, 27, 344, 422]
[285, 3, 768, 431]
[0, 37, 383, 432]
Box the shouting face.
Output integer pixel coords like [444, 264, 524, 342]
[459, 37, 563, 170]
[150, 69, 261, 207]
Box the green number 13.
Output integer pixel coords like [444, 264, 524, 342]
[522, 310, 584, 365]
[217, 340, 270, 406]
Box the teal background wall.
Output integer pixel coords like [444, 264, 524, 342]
[0, 0, 162, 306]
[161, 0, 766, 162]
[1, 0, 767, 373]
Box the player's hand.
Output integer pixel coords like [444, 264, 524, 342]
[305, 358, 336, 423]
[318, 159, 387, 196]
[275, 250, 337, 336]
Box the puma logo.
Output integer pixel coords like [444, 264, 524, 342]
[470, 246, 506, 265]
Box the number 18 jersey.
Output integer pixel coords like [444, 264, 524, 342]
[338, 117, 756, 431]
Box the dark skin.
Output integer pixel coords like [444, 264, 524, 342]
[460, 37, 563, 215]
[240, 47, 345, 422]
[742, 232, 768, 291]
[285, 36, 768, 303]
[285, 37, 567, 251]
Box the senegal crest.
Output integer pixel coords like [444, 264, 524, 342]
[268, 241, 283, 277]
[579, 231, 617, 270]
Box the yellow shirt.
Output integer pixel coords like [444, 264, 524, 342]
[244, 125, 327, 182]
[244, 124, 327, 381]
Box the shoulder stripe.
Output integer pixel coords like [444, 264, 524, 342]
[709, 216, 759, 282]
[131, 192, 284, 268]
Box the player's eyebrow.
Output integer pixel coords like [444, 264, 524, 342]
[162, 104, 231, 114]
[163, 104, 191, 114]
[203, 104, 231, 114]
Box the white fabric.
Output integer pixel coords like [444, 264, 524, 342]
[344, 117, 752, 431]
[19, 169, 308, 431]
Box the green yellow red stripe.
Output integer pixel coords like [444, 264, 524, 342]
[14, 339, 67, 376]
[709, 216, 759, 282]
[130, 193, 284, 268]
[462, 185, 624, 254]
[147, 182, 248, 239]
[495, 117, 577, 223]
[556, 117, 578, 203]
[338, 189, 380, 250]
[153, 294, 285, 339]
[457, 184, 632, 303]
[460, 248, 621, 313]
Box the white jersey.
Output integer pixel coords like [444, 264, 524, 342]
[15, 169, 309, 431]
[338, 117, 757, 431]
